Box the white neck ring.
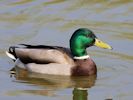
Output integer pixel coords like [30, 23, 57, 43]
[73, 55, 90, 60]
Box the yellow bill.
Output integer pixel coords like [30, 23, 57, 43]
[94, 38, 113, 50]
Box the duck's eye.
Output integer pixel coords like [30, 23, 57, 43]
[87, 34, 93, 38]
[87, 33, 97, 39]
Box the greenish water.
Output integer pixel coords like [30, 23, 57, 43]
[0, 0, 133, 100]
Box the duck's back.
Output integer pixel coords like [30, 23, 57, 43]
[8, 44, 75, 65]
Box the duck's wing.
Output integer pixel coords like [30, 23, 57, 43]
[6, 44, 74, 65]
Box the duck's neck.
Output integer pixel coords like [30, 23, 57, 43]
[70, 46, 89, 60]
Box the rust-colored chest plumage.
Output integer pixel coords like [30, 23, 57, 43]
[72, 58, 97, 76]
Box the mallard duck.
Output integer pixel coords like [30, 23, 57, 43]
[6, 28, 112, 76]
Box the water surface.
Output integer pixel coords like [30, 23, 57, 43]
[0, 0, 133, 100]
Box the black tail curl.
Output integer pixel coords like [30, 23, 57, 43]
[8, 46, 18, 60]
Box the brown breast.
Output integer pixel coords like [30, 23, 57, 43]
[71, 58, 97, 76]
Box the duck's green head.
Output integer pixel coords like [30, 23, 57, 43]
[70, 28, 112, 59]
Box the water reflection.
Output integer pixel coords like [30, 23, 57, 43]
[73, 88, 88, 100]
[9, 66, 96, 99]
